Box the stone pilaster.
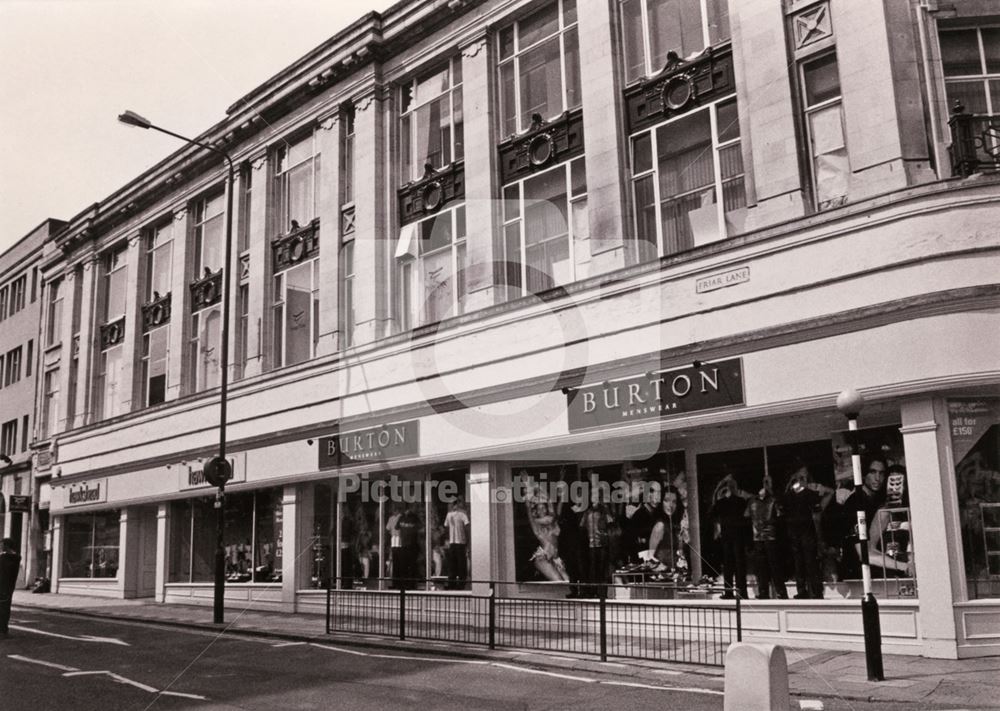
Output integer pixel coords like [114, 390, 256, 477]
[576, 0, 627, 273]
[731, 0, 807, 229]
[461, 34, 502, 311]
[900, 398, 961, 658]
[349, 84, 389, 345]
[832, 0, 933, 198]
[155, 503, 169, 602]
[316, 113, 342, 356]
[281, 484, 298, 609]
[72, 256, 98, 428]
[166, 204, 192, 398]
[243, 153, 269, 377]
[118, 231, 143, 413]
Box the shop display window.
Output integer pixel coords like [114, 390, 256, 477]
[310, 471, 469, 590]
[511, 453, 688, 590]
[167, 488, 281, 584]
[61, 510, 120, 579]
[950, 399, 1000, 600]
[696, 428, 913, 602]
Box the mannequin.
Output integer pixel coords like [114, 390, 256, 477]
[709, 475, 750, 599]
[746, 477, 788, 599]
[782, 466, 833, 599]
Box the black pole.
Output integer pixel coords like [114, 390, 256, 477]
[598, 590, 607, 662]
[488, 586, 496, 650]
[847, 412, 884, 681]
[141, 121, 235, 626]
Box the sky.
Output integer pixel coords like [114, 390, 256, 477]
[0, 0, 393, 253]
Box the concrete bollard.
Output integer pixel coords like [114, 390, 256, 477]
[724, 642, 790, 711]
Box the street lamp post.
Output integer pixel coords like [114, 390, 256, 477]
[836, 388, 885, 681]
[118, 110, 235, 624]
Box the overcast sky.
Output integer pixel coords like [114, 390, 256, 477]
[0, 0, 392, 253]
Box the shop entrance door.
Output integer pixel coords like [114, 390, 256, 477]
[134, 506, 158, 598]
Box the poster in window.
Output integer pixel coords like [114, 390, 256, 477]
[949, 399, 1000, 597]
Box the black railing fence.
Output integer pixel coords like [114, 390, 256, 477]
[325, 578, 740, 666]
[949, 105, 1000, 177]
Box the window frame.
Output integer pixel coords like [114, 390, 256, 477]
[140, 325, 169, 407]
[799, 51, 849, 211]
[395, 204, 468, 329]
[628, 94, 745, 260]
[497, 0, 582, 136]
[502, 157, 587, 296]
[939, 26, 1000, 115]
[193, 191, 226, 277]
[272, 257, 320, 368]
[0, 419, 17, 456]
[145, 219, 174, 302]
[620, 0, 731, 85]
[275, 130, 321, 234]
[399, 56, 465, 184]
[46, 278, 64, 347]
[41, 368, 60, 439]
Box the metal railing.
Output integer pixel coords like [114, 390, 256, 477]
[325, 577, 740, 666]
[949, 105, 1000, 177]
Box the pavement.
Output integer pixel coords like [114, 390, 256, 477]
[11, 590, 1000, 710]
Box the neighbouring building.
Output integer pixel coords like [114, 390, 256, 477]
[1, 218, 64, 588]
[26, 0, 1000, 659]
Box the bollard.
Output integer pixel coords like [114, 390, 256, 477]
[724, 642, 790, 711]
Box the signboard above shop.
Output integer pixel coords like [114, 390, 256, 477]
[566, 358, 744, 431]
[66, 479, 108, 506]
[318, 420, 419, 469]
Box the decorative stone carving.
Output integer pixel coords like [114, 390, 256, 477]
[239, 253, 250, 282]
[99, 316, 126, 350]
[141, 292, 172, 333]
[341, 206, 356, 237]
[190, 269, 224, 311]
[271, 218, 320, 273]
[793, 3, 833, 50]
[497, 109, 585, 184]
[398, 161, 465, 225]
[623, 44, 734, 135]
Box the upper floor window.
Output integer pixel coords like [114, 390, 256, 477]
[238, 163, 253, 254]
[273, 259, 320, 367]
[46, 278, 64, 346]
[503, 157, 588, 296]
[3, 345, 22, 387]
[0, 284, 7, 322]
[194, 192, 225, 276]
[395, 205, 467, 329]
[621, 0, 730, 84]
[41, 369, 60, 439]
[499, 0, 581, 136]
[342, 105, 356, 204]
[939, 27, 1000, 113]
[141, 326, 168, 407]
[275, 132, 320, 233]
[8, 276, 26, 316]
[341, 238, 355, 348]
[400, 58, 464, 183]
[190, 305, 221, 392]
[103, 245, 128, 322]
[146, 220, 174, 301]
[630, 96, 745, 260]
[0, 419, 16, 456]
[801, 52, 848, 210]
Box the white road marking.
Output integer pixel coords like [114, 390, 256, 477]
[799, 701, 824, 710]
[603, 680, 724, 696]
[10, 625, 131, 646]
[8, 656, 207, 701]
[272, 641, 306, 648]
[307, 642, 723, 695]
[649, 669, 682, 676]
[7, 654, 80, 672]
